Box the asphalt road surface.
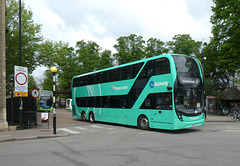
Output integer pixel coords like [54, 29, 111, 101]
[1, 121, 240, 166]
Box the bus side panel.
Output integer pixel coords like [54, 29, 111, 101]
[75, 79, 134, 98]
[149, 121, 174, 130]
[72, 105, 81, 119]
[126, 109, 174, 129]
[127, 74, 174, 128]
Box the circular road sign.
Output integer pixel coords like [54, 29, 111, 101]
[16, 72, 27, 85]
[31, 89, 40, 98]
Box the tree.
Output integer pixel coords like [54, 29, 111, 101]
[209, 0, 240, 89]
[145, 38, 168, 58]
[167, 34, 202, 58]
[99, 50, 113, 69]
[40, 40, 110, 91]
[41, 70, 53, 91]
[28, 75, 38, 92]
[39, 41, 80, 91]
[204, 78, 219, 97]
[6, 0, 43, 94]
[56, 46, 78, 90]
[113, 34, 145, 65]
[75, 40, 101, 74]
[204, 42, 231, 90]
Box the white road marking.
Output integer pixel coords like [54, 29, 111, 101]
[58, 128, 80, 134]
[75, 126, 86, 130]
[90, 125, 104, 129]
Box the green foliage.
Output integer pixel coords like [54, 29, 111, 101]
[28, 75, 38, 92]
[39, 40, 113, 91]
[39, 41, 79, 91]
[204, 42, 231, 90]
[204, 78, 219, 97]
[113, 34, 145, 65]
[38, 40, 61, 67]
[47, 34, 203, 91]
[41, 70, 53, 91]
[99, 50, 114, 69]
[211, 0, 240, 47]
[205, 0, 240, 90]
[6, 0, 43, 94]
[76, 40, 101, 74]
[56, 46, 78, 90]
[145, 38, 168, 58]
[167, 34, 202, 57]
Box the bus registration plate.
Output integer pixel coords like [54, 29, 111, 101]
[192, 124, 198, 127]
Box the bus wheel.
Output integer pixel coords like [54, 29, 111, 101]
[81, 112, 87, 121]
[89, 112, 95, 123]
[138, 115, 149, 130]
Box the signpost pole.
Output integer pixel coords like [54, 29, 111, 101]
[19, 0, 23, 130]
[51, 67, 57, 134]
[19, 98, 23, 129]
[14, 66, 28, 130]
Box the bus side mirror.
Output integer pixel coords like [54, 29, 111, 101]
[167, 86, 172, 90]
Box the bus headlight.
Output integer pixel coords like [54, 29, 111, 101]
[177, 113, 183, 121]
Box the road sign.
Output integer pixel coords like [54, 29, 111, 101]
[14, 92, 28, 97]
[14, 66, 28, 97]
[31, 89, 40, 98]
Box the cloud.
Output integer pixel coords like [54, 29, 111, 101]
[24, 0, 214, 50]
[185, 0, 213, 21]
[42, 0, 146, 39]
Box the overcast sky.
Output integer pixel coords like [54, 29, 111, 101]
[23, 0, 214, 79]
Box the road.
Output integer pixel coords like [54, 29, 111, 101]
[1, 121, 240, 166]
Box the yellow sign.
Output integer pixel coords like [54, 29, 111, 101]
[15, 92, 28, 97]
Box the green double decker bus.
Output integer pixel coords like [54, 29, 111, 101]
[72, 54, 205, 130]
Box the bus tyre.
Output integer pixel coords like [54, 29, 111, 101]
[81, 112, 87, 121]
[89, 112, 95, 123]
[138, 115, 149, 130]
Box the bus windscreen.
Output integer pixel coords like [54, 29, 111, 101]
[172, 55, 204, 116]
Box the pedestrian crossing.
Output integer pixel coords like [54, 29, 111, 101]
[57, 123, 134, 135]
[58, 128, 81, 134]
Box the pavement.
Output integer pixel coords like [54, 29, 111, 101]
[0, 108, 237, 142]
[0, 108, 82, 142]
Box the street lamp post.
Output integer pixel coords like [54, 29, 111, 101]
[201, 42, 207, 71]
[201, 42, 207, 119]
[51, 67, 57, 134]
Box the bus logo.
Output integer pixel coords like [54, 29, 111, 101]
[149, 81, 155, 88]
[111, 86, 114, 91]
[149, 81, 169, 88]
[111, 85, 128, 91]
